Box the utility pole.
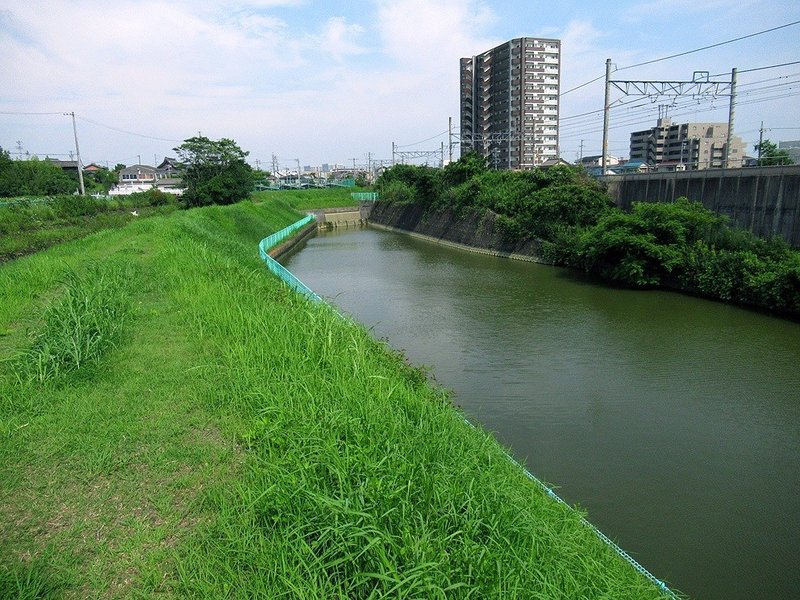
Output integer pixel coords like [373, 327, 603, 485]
[271, 154, 279, 176]
[758, 121, 764, 166]
[367, 152, 372, 182]
[601, 58, 612, 175]
[448, 116, 453, 163]
[440, 142, 445, 168]
[725, 67, 737, 168]
[295, 158, 301, 183]
[66, 112, 85, 195]
[579, 139, 584, 162]
[392, 142, 396, 166]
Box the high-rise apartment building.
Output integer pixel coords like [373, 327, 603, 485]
[629, 118, 746, 170]
[460, 37, 560, 170]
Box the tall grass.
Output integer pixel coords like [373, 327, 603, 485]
[252, 187, 364, 210]
[14, 262, 135, 384]
[0, 200, 676, 598]
[154, 207, 674, 598]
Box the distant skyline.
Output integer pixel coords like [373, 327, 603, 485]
[1, 0, 799, 170]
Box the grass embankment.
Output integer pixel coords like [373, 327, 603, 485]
[0, 197, 672, 598]
[0, 192, 180, 263]
[252, 186, 364, 210]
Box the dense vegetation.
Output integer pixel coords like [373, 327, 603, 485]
[0, 199, 671, 598]
[0, 190, 180, 262]
[174, 136, 253, 207]
[377, 155, 800, 316]
[0, 148, 78, 197]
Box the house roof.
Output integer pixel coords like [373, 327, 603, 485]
[46, 159, 79, 170]
[540, 158, 571, 169]
[157, 157, 181, 170]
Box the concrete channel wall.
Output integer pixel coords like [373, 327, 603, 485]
[307, 204, 373, 229]
[600, 165, 800, 247]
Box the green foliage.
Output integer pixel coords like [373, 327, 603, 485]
[0, 150, 77, 197]
[0, 202, 670, 598]
[572, 198, 800, 313]
[127, 188, 178, 207]
[375, 155, 800, 315]
[15, 262, 134, 383]
[754, 138, 793, 166]
[83, 166, 118, 192]
[174, 136, 253, 207]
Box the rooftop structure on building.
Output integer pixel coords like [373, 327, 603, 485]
[778, 140, 800, 164]
[460, 37, 560, 170]
[629, 118, 745, 171]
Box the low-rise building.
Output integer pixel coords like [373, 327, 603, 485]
[110, 160, 183, 195]
[629, 118, 745, 170]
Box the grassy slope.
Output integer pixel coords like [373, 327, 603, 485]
[252, 187, 362, 210]
[0, 202, 179, 263]
[0, 198, 673, 598]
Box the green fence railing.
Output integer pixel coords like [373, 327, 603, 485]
[351, 192, 379, 202]
[258, 215, 321, 303]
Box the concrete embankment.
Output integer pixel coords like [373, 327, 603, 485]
[306, 204, 372, 229]
[368, 201, 548, 263]
[268, 220, 317, 260]
[601, 165, 800, 247]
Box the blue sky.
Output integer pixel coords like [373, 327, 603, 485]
[1, 0, 799, 169]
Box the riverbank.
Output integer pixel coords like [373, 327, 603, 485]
[0, 199, 674, 597]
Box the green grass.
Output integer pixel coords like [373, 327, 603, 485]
[252, 187, 365, 210]
[0, 200, 678, 598]
[0, 196, 179, 263]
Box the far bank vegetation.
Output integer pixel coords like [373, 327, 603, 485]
[376, 154, 800, 316]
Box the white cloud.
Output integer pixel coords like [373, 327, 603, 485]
[306, 16, 367, 62]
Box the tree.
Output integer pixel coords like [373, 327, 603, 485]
[0, 151, 76, 197]
[754, 139, 793, 166]
[173, 136, 253, 206]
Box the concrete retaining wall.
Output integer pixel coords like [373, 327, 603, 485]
[601, 165, 800, 247]
[368, 202, 547, 262]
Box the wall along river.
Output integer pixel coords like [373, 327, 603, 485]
[281, 226, 800, 600]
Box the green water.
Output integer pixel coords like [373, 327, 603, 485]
[281, 227, 800, 600]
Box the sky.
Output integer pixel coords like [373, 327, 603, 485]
[1, 0, 799, 171]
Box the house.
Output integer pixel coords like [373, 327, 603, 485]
[578, 155, 621, 168]
[539, 158, 572, 169]
[45, 159, 79, 173]
[110, 159, 184, 196]
[83, 163, 104, 173]
[614, 160, 650, 174]
[157, 157, 181, 174]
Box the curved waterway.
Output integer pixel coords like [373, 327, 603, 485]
[281, 227, 800, 600]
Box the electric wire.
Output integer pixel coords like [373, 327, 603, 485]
[560, 20, 800, 97]
[75, 116, 183, 143]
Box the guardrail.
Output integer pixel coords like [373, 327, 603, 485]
[258, 215, 322, 303]
[351, 192, 379, 201]
[258, 215, 678, 597]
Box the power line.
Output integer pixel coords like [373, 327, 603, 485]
[711, 59, 800, 77]
[560, 20, 800, 97]
[396, 130, 448, 148]
[0, 111, 63, 115]
[617, 21, 800, 72]
[75, 115, 183, 143]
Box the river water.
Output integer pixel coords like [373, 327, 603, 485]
[281, 227, 800, 600]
